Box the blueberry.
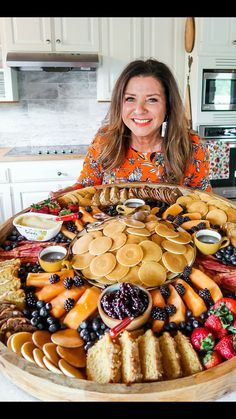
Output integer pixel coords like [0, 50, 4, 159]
[91, 318, 101, 331]
[45, 302, 52, 311]
[31, 310, 40, 318]
[84, 341, 94, 351]
[36, 300, 46, 309]
[90, 332, 97, 341]
[186, 309, 193, 318]
[80, 320, 90, 330]
[48, 323, 59, 333]
[30, 317, 39, 326]
[39, 307, 48, 317]
[37, 323, 45, 330]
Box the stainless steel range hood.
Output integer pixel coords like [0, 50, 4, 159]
[6, 52, 99, 72]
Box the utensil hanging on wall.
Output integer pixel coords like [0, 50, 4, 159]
[185, 17, 195, 53]
[185, 55, 193, 130]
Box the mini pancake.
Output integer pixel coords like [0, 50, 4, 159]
[155, 223, 179, 238]
[146, 214, 160, 222]
[90, 252, 117, 277]
[183, 244, 195, 264]
[32, 330, 52, 350]
[126, 234, 145, 244]
[116, 243, 143, 267]
[187, 200, 209, 217]
[51, 329, 84, 348]
[139, 240, 162, 262]
[119, 265, 141, 285]
[158, 220, 175, 230]
[81, 265, 101, 280]
[151, 233, 163, 245]
[162, 252, 187, 273]
[56, 345, 86, 368]
[88, 236, 112, 255]
[110, 232, 127, 251]
[42, 342, 60, 366]
[103, 220, 126, 237]
[43, 356, 63, 374]
[6, 334, 14, 350]
[145, 220, 159, 232]
[126, 227, 151, 236]
[93, 276, 114, 285]
[105, 262, 130, 281]
[138, 261, 167, 287]
[206, 208, 228, 226]
[176, 195, 194, 207]
[33, 347, 47, 369]
[11, 332, 33, 357]
[72, 252, 94, 269]
[72, 234, 94, 255]
[86, 230, 103, 239]
[161, 239, 187, 254]
[58, 359, 85, 379]
[123, 218, 146, 228]
[167, 230, 192, 244]
[21, 341, 36, 363]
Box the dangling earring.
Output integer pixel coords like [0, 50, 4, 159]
[161, 118, 168, 138]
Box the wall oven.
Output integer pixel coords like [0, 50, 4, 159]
[199, 125, 236, 202]
[202, 69, 236, 111]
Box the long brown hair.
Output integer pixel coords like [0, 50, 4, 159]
[96, 59, 193, 183]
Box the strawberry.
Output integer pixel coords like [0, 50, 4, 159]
[30, 204, 49, 214]
[213, 298, 236, 319]
[48, 201, 61, 215]
[214, 335, 236, 360]
[202, 351, 223, 369]
[191, 327, 215, 352]
[67, 203, 79, 212]
[204, 314, 229, 339]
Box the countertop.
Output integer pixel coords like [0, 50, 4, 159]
[0, 370, 235, 401]
[0, 147, 86, 162]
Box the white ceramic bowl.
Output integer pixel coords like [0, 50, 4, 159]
[13, 212, 63, 242]
[98, 283, 152, 331]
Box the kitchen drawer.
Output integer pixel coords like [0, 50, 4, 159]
[0, 165, 10, 183]
[9, 160, 83, 182]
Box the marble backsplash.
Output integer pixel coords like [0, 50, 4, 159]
[0, 70, 110, 147]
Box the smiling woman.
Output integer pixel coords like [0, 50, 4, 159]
[51, 58, 212, 199]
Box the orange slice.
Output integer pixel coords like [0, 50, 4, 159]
[138, 262, 167, 287]
[116, 243, 143, 267]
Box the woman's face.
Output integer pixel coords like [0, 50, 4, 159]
[122, 75, 167, 138]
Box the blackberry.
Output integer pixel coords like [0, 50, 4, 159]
[49, 274, 60, 284]
[151, 307, 167, 321]
[198, 288, 214, 307]
[166, 214, 175, 222]
[64, 298, 75, 312]
[63, 277, 74, 289]
[85, 206, 92, 212]
[182, 266, 192, 279]
[174, 283, 186, 296]
[65, 221, 77, 233]
[73, 275, 85, 287]
[197, 222, 207, 230]
[182, 276, 193, 286]
[160, 284, 170, 300]
[182, 216, 191, 222]
[165, 304, 177, 316]
[173, 215, 185, 226]
[26, 292, 38, 308]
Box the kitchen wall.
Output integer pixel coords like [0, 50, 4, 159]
[0, 70, 110, 147]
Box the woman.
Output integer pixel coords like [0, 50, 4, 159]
[51, 58, 211, 198]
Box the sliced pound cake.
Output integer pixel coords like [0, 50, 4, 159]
[86, 332, 121, 383]
[119, 330, 143, 384]
[138, 329, 163, 382]
[174, 331, 203, 376]
[158, 332, 183, 380]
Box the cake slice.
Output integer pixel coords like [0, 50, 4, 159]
[86, 332, 121, 383]
[138, 329, 163, 382]
[174, 330, 204, 376]
[119, 330, 143, 384]
[158, 332, 182, 379]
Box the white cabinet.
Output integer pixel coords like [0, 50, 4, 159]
[4, 17, 99, 52]
[97, 17, 185, 101]
[0, 159, 84, 223]
[197, 17, 236, 55]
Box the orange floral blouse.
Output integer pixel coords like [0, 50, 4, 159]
[76, 133, 212, 192]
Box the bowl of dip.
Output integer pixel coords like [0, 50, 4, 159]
[13, 212, 63, 242]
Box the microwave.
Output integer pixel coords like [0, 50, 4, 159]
[202, 69, 236, 111]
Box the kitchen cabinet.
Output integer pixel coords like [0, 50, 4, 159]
[197, 17, 236, 55]
[3, 18, 99, 53]
[97, 17, 185, 101]
[0, 159, 84, 223]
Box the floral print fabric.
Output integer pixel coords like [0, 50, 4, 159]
[205, 140, 230, 180]
[77, 133, 212, 192]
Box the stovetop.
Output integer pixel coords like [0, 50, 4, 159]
[5, 145, 88, 156]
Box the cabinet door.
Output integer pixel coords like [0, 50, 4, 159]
[54, 18, 99, 52]
[11, 181, 70, 214]
[4, 17, 52, 51]
[0, 185, 12, 224]
[198, 17, 236, 54]
[97, 18, 142, 101]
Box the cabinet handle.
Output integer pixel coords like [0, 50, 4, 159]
[57, 171, 62, 176]
[56, 39, 61, 44]
[46, 39, 51, 44]
[232, 40, 236, 45]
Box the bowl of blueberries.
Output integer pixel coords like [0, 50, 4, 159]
[98, 282, 152, 331]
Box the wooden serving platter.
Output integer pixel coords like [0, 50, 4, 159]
[0, 182, 236, 401]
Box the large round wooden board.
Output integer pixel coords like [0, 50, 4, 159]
[0, 182, 236, 401]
